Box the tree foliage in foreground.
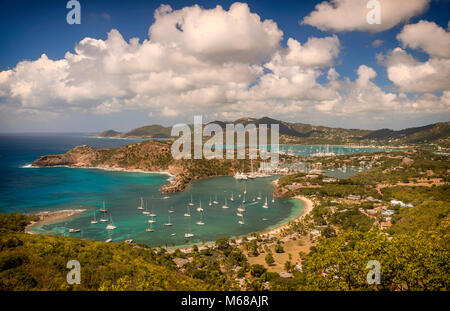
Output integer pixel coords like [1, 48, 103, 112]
[0, 214, 215, 291]
[300, 220, 449, 291]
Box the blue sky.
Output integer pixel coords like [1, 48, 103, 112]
[0, 0, 449, 132]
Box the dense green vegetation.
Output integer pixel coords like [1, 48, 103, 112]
[300, 225, 449, 290]
[9, 145, 450, 291]
[0, 214, 215, 290]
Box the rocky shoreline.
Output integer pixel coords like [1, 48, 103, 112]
[31, 140, 244, 194]
[25, 209, 87, 233]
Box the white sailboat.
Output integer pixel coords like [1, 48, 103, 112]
[142, 202, 150, 215]
[196, 201, 204, 212]
[185, 222, 194, 237]
[238, 214, 245, 225]
[230, 192, 234, 201]
[148, 217, 156, 224]
[184, 205, 191, 217]
[243, 184, 247, 195]
[263, 196, 268, 209]
[146, 221, 154, 232]
[90, 212, 98, 224]
[213, 195, 219, 205]
[271, 197, 275, 203]
[125, 235, 133, 243]
[164, 214, 173, 226]
[236, 212, 243, 217]
[137, 197, 144, 210]
[237, 202, 245, 212]
[106, 214, 116, 230]
[188, 195, 194, 206]
[234, 172, 248, 180]
[105, 230, 112, 243]
[222, 197, 229, 209]
[148, 203, 157, 217]
[99, 200, 107, 213]
[100, 201, 109, 222]
[208, 196, 212, 206]
[196, 210, 205, 225]
[257, 192, 262, 200]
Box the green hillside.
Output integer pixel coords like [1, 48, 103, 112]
[96, 118, 449, 145]
[97, 129, 121, 137]
[123, 125, 171, 138]
[0, 213, 214, 290]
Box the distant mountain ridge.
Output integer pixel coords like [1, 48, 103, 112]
[361, 122, 450, 143]
[94, 117, 449, 144]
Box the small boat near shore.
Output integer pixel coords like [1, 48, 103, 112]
[106, 215, 116, 230]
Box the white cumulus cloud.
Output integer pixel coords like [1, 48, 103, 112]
[302, 0, 430, 33]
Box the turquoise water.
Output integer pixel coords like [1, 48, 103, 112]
[30, 173, 302, 247]
[1, 133, 393, 247]
[0, 133, 303, 247]
[280, 144, 398, 157]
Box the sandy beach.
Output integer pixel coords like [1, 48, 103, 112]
[259, 195, 314, 237]
[25, 209, 87, 234]
[174, 194, 314, 253]
[23, 191, 314, 253]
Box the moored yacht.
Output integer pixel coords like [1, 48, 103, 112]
[222, 198, 229, 209]
[196, 210, 205, 225]
[263, 196, 268, 209]
[184, 206, 191, 217]
[164, 214, 173, 226]
[90, 212, 98, 224]
[106, 215, 116, 230]
[196, 201, 204, 212]
[137, 197, 144, 210]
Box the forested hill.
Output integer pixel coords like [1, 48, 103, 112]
[93, 118, 449, 145]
